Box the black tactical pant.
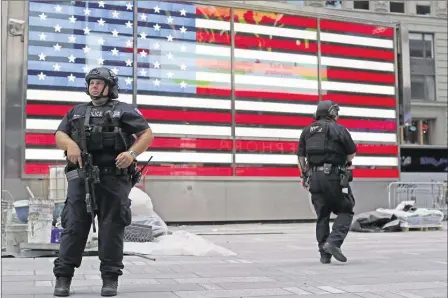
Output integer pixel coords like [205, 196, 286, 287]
[308, 170, 355, 255]
[53, 172, 133, 279]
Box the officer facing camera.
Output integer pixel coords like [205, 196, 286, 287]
[297, 100, 357, 264]
[52, 67, 153, 297]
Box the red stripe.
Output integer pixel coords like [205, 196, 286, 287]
[25, 133, 398, 155]
[24, 163, 233, 176]
[325, 68, 395, 85]
[320, 19, 394, 38]
[236, 167, 399, 178]
[322, 93, 396, 108]
[232, 9, 317, 29]
[321, 43, 394, 61]
[197, 87, 319, 103]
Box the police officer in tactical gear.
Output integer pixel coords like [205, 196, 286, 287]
[297, 100, 357, 264]
[52, 67, 153, 296]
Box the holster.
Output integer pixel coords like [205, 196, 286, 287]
[339, 168, 353, 188]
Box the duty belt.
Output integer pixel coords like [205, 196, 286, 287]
[311, 165, 340, 172]
[66, 167, 129, 181]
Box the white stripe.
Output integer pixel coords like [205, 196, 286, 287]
[25, 149, 232, 163]
[28, 90, 396, 119]
[196, 72, 319, 90]
[196, 71, 394, 96]
[26, 89, 132, 104]
[320, 32, 394, 49]
[321, 56, 394, 72]
[322, 81, 395, 96]
[196, 19, 317, 41]
[26, 120, 397, 143]
[236, 154, 398, 167]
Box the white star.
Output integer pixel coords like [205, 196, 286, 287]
[68, 74, 76, 82]
[153, 42, 160, 49]
[68, 16, 77, 23]
[111, 67, 119, 74]
[83, 65, 91, 73]
[38, 72, 46, 80]
[83, 26, 91, 35]
[53, 43, 62, 51]
[38, 53, 46, 61]
[140, 13, 147, 21]
[125, 59, 133, 66]
[97, 18, 106, 26]
[153, 79, 160, 86]
[68, 35, 76, 43]
[98, 37, 105, 45]
[180, 63, 187, 70]
[125, 21, 132, 28]
[153, 23, 161, 31]
[112, 29, 119, 37]
[167, 34, 174, 42]
[112, 10, 120, 18]
[84, 8, 91, 16]
[154, 6, 161, 13]
[180, 26, 187, 34]
[153, 61, 160, 68]
[39, 33, 46, 40]
[83, 46, 91, 53]
[111, 48, 119, 56]
[53, 63, 61, 71]
[125, 39, 133, 48]
[167, 52, 173, 60]
[180, 45, 186, 52]
[167, 72, 173, 78]
[140, 50, 148, 57]
[126, 2, 133, 10]
[98, 1, 105, 7]
[68, 55, 76, 63]
[139, 69, 147, 76]
[39, 13, 47, 20]
[180, 81, 187, 88]
[167, 16, 174, 24]
[55, 5, 62, 12]
[54, 24, 62, 32]
[180, 9, 187, 16]
[140, 32, 147, 39]
[97, 57, 105, 65]
[125, 77, 133, 85]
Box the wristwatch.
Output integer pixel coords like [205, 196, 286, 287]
[128, 150, 137, 160]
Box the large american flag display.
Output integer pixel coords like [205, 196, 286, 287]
[24, 1, 399, 178]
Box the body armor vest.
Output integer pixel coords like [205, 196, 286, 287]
[70, 101, 135, 158]
[305, 120, 345, 166]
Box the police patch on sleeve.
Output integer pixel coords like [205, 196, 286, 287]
[134, 108, 143, 116]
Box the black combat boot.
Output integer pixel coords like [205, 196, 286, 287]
[323, 242, 347, 263]
[53, 276, 72, 297]
[320, 252, 332, 264]
[101, 276, 119, 297]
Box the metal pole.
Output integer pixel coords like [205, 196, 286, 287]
[230, 7, 236, 176]
[316, 16, 322, 102]
[393, 24, 402, 181]
[132, 0, 138, 105]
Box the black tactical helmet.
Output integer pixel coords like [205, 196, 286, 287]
[313, 100, 340, 120]
[85, 67, 119, 99]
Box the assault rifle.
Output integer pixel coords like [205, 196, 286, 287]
[131, 155, 153, 187]
[81, 151, 100, 233]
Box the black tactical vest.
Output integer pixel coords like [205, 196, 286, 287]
[69, 101, 135, 161]
[305, 120, 345, 166]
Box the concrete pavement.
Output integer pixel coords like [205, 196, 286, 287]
[1, 223, 447, 298]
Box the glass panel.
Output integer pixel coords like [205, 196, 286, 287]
[319, 18, 398, 173]
[411, 75, 425, 99]
[402, 121, 420, 144]
[354, 1, 370, 10]
[232, 9, 318, 177]
[409, 39, 425, 58]
[422, 120, 430, 144]
[325, 1, 342, 8]
[416, 5, 431, 15]
[136, 1, 232, 177]
[24, 0, 134, 175]
[425, 75, 436, 101]
[390, 1, 405, 13]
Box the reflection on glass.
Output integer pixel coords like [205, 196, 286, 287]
[25, 0, 134, 175]
[136, 1, 232, 176]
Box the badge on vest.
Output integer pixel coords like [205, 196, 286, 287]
[90, 109, 103, 117]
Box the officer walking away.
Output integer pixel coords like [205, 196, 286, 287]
[52, 67, 153, 296]
[297, 100, 357, 264]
